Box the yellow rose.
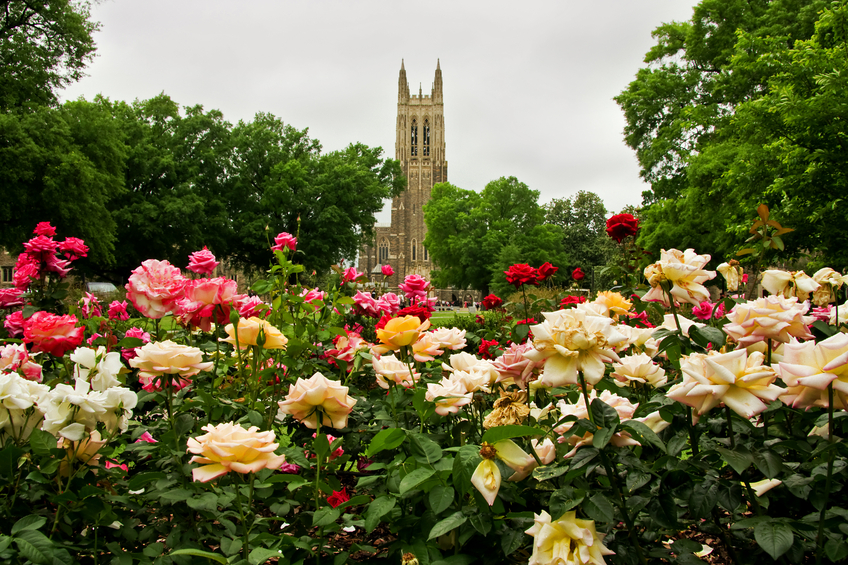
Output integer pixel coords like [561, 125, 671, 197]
[374, 316, 430, 354]
[525, 510, 614, 565]
[187, 422, 287, 482]
[221, 316, 288, 350]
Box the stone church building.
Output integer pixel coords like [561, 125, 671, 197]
[358, 61, 446, 287]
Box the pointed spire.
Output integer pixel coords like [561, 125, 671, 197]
[419, 83, 422, 97]
[401, 58, 405, 71]
[437, 58, 440, 70]
[398, 59, 409, 103]
[433, 59, 443, 102]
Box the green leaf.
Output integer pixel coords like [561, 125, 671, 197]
[168, 549, 227, 563]
[399, 468, 436, 496]
[116, 337, 145, 348]
[826, 538, 848, 562]
[452, 445, 481, 495]
[313, 507, 341, 527]
[532, 466, 568, 481]
[688, 480, 718, 518]
[753, 450, 784, 479]
[428, 511, 467, 540]
[186, 493, 219, 513]
[408, 433, 443, 465]
[365, 496, 396, 532]
[29, 428, 57, 456]
[621, 420, 666, 453]
[314, 433, 330, 461]
[591, 399, 620, 428]
[469, 513, 492, 535]
[501, 528, 524, 556]
[11, 515, 47, 535]
[754, 520, 793, 560]
[688, 326, 726, 349]
[480, 425, 545, 444]
[592, 426, 616, 450]
[366, 428, 406, 456]
[13, 530, 53, 564]
[220, 537, 242, 556]
[583, 494, 615, 523]
[716, 445, 753, 475]
[429, 485, 454, 515]
[249, 547, 284, 564]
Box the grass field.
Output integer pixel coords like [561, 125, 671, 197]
[429, 310, 475, 322]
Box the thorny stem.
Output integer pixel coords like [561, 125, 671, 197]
[724, 405, 735, 449]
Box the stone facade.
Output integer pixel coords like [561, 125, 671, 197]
[359, 61, 446, 289]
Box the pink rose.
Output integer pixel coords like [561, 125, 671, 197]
[13, 260, 39, 291]
[135, 431, 157, 444]
[58, 237, 88, 261]
[79, 292, 103, 319]
[492, 342, 541, 389]
[271, 232, 297, 253]
[33, 222, 56, 237]
[23, 235, 58, 262]
[0, 343, 40, 381]
[353, 291, 379, 317]
[23, 311, 84, 357]
[375, 292, 401, 316]
[300, 288, 326, 304]
[237, 296, 267, 318]
[177, 277, 244, 331]
[399, 274, 430, 303]
[381, 264, 394, 277]
[105, 460, 128, 472]
[126, 259, 188, 319]
[44, 254, 71, 277]
[341, 267, 364, 284]
[108, 300, 130, 321]
[4, 311, 24, 337]
[0, 288, 24, 309]
[86, 333, 102, 346]
[187, 246, 219, 275]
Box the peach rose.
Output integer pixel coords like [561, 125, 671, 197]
[221, 317, 288, 350]
[724, 295, 814, 345]
[187, 422, 287, 482]
[277, 372, 357, 429]
[129, 340, 213, 391]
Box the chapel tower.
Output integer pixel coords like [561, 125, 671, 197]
[359, 61, 447, 288]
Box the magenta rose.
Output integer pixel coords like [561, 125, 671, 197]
[79, 292, 103, 318]
[237, 296, 267, 318]
[605, 213, 639, 243]
[108, 300, 130, 321]
[33, 222, 56, 237]
[271, 232, 297, 253]
[376, 292, 401, 316]
[121, 327, 152, 362]
[692, 301, 715, 321]
[399, 274, 430, 303]
[505, 264, 539, 288]
[58, 237, 88, 261]
[4, 311, 24, 337]
[187, 246, 220, 275]
[381, 264, 394, 277]
[23, 235, 58, 262]
[353, 291, 379, 317]
[300, 288, 326, 304]
[341, 267, 364, 284]
[0, 288, 24, 309]
[177, 277, 244, 331]
[23, 311, 84, 357]
[126, 259, 188, 319]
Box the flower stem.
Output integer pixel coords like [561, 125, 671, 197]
[724, 405, 735, 449]
[816, 383, 836, 565]
[686, 407, 699, 456]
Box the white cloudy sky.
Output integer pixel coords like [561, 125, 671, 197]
[61, 0, 700, 218]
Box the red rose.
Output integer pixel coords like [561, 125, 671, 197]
[482, 294, 503, 310]
[327, 487, 350, 509]
[505, 264, 539, 288]
[536, 262, 558, 282]
[605, 213, 639, 243]
[572, 267, 585, 282]
[23, 311, 84, 357]
[479, 338, 500, 360]
[559, 295, 587, 309]
[396, 304, 433, 322]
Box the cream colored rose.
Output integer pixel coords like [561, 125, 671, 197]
[778, 333, 848, 410]
[187, 422, 287, 482]
[129, 340, 213, 388]
[761, 270, 819, 302]
[591, 291, 632, 318]
[812, 268, 846, 306]
[525, 510, 614, 565]
[717, 261, 742, 291]
[668, 350, 782, 418]
[555, 390, 639, 458]
[531, 438, 557, 465]
[276, 372, 357, 429]
[642, 248, 716, 307]
[611, 353, 667, 387]
[471, 458, 500, 506]
[425, 378, 472, 416]
[724, 295, 814, 346]
[524, 309, 625, 387]
[428, 327, 467, 350]
[221, 317, 288, 350]
[372, 353, 419, 389]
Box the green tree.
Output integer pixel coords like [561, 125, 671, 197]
[0, 0, 99, 109]
[424, 176, 566, 295]
[226, 113, 404, 274]
[544, 190, 614, 271]
[615, 0, 840, 265]
[0, 99, 125, 265]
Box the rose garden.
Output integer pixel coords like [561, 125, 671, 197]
[5, 1, 848, 564]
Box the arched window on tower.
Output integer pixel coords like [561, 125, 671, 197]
[411, 239, 417, 261]
[411, 119, 418, 156]
[379, 239, 389, 263]
[423, 246, 428, 261]
[423, 119, 430, 156]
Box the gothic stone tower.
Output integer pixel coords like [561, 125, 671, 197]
[359, 60, 447, 288]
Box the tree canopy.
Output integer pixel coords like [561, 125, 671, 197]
[544, 190, 614, 271]
[423, 177, 566, 295]
[615, 0, 848, 267]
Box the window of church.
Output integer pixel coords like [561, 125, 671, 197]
[424, 246, 428, 261]
[411, 239, 417, 261]
[423, 119, 430, 156]
[379, 239, 389, 262]
[411, 119, 418, 156]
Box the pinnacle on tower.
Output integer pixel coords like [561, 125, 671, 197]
[433, 59, 443, 102]
[398, 59, 409, 103]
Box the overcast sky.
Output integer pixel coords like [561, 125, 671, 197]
[61, 0, 700, 219]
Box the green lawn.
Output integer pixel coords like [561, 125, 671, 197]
[429, 310, 475, 322]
